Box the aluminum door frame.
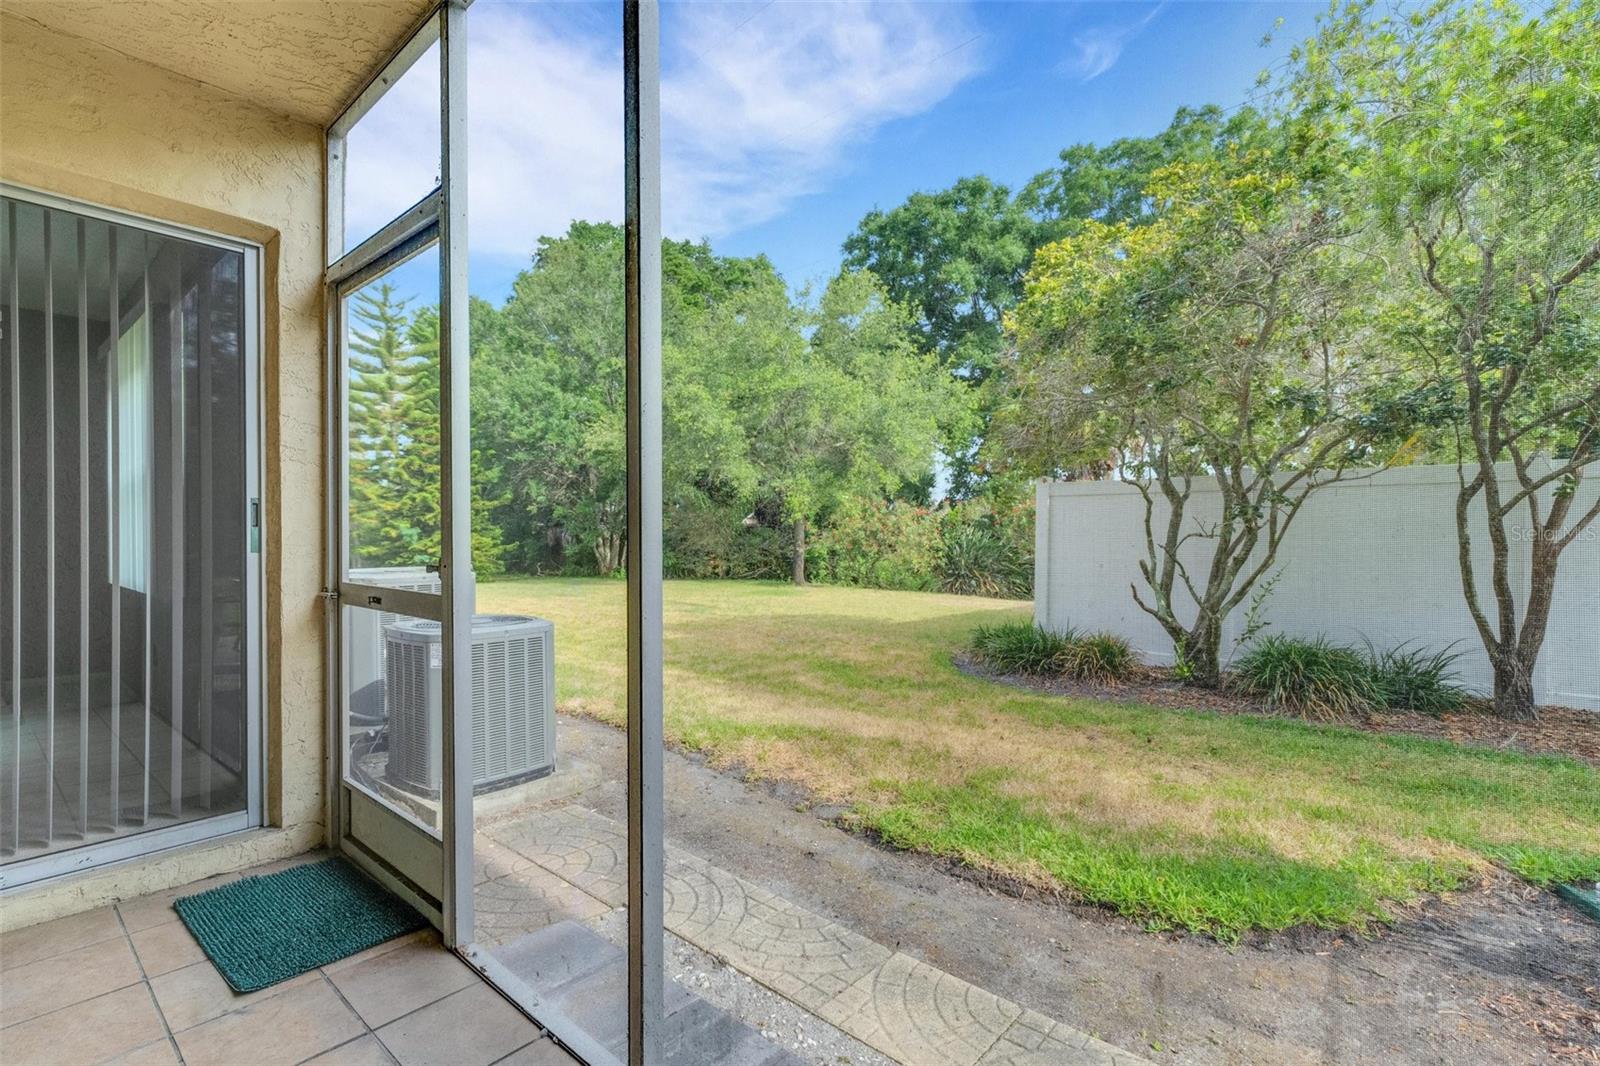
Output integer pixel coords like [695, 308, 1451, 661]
[0, 182, 265, 891]
[321, 1, 473, 945]
[322, 5, 665, 1064]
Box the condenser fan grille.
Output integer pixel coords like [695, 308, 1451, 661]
[383, 614, 555, 796]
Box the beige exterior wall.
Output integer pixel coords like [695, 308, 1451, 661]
[0, 14, 328, 928]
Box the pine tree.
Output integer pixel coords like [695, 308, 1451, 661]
[347, 283, 427, 568]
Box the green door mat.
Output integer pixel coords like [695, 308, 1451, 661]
[175, 858, 427, 992]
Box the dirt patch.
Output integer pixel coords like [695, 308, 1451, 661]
[957, 653, 1600, 768]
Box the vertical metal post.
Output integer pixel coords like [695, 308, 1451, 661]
[7, 200, 19, 851]
[108, 228, 121, 827]
[438, 0, 475, 948]
[323, 284, 344, 850]
[44, 212, 56, 845]
[624, 3, 664, 1062]
[323, 122, 347, 851]
[326, 134, 346, 268]
[77, 218, 89, 835]
[141, 240, 152, 825]
[198, 267, 213, 811]
[169, 253, 186, 820]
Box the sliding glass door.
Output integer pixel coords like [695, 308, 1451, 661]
[0, 190, 260, 888]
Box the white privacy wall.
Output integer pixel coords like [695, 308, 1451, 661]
[1034, 463, 1600, 711]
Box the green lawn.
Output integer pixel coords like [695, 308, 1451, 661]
[479, 577, 1600, 939]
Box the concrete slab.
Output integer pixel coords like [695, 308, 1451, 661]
[976, 1008, 1148, 1066]
[483, 805, 1149, 1066]
[489, 921, 802, 1066]
[817, 952, 1023, 1066]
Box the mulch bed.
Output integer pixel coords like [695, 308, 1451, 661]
[955, 654, 1600, 768]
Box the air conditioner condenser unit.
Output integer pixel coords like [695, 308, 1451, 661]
[384, 614, 556, 796]
[346, 566, 441, 728]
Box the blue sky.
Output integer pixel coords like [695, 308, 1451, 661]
[345, 1, 1330, 307]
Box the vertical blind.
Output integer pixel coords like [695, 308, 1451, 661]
[115, 312, 150, 594]
[0, 194, 250, 875]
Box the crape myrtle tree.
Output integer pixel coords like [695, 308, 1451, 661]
[1292, 0, 1600, 719]
[996, 151, 1389, 686]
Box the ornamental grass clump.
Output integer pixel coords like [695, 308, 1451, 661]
[970, 622, 1075, 675]
[970, 622, 1133, 681]
[1366, 641, 1469, 715]
[1233, 635, 1378, 719]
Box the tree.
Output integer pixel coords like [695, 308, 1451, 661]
[1019, 105, 1276, 240]
[347, 284, 433, 568]
[473, 223, 797, 574]
[843, 111, 1280, 498]
[842, 176, 1029, 497]
[997, 152, 1388, 685]
[788, 269, 964, 582]
[402, 308, 509, 576]
[475, 223, 630, 573]
[1292, 0, 1600, 719]
[346, 286, 507, 575]
[672, 268, 960, 584]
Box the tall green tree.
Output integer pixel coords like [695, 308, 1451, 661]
[402, 308, 509, 576]
[473, 223, 793, 574]
[724, 269, 962, 583]
[475, 223, 629, 573]
[346, 284, 433, 568]
[345, 290, 507, 575]
[1290, 0, 1600, 720]
[843, 109, 1277, 498]
[842, 176, 1030, 497]
[1020, 105, 1276, 240]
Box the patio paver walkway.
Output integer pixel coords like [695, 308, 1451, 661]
[479, 804, 1149, 1066]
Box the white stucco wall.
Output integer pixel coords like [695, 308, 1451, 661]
[1034, 463, 1600, 710]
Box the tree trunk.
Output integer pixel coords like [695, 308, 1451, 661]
[594, 533, 624, 575]
[1492, 653, 1538, 722]
[791, 517, 808, 585]
[1179, 620, 1224, 688]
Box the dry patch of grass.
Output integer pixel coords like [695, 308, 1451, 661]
[480, 577, 1600, 938]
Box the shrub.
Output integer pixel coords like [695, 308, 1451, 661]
[1233, 636, 1378, 718]
[971, 622, 1075, 674]
[810, 497, 941, 592]
[664, 499, 790, 580]
[1366, 641, 1468, 715]
[970, 622, 1133, 681]
[1061, 631, 1136, 683]
[939, 521, 1031, 599]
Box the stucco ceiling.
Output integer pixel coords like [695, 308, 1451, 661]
[3, 0, 436, 126]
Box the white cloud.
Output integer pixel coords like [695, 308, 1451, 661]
[662, 1, 983, 237]
[1060, 3, 1164, 82]
[342, 1, 982, 265]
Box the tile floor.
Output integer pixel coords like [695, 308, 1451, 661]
[3, 692, 245, 867]
[0, 854, 579, 1066]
